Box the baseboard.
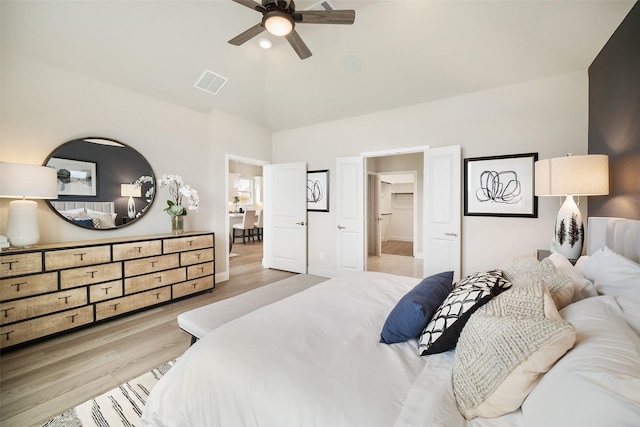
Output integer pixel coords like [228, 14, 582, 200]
[216, 271, 230, 283]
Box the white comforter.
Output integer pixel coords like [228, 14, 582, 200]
[141, 272, 523, 427]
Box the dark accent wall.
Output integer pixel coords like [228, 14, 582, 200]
[588, 2, 640, 220]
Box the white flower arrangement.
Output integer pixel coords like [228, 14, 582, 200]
[157, 174, 200, 217]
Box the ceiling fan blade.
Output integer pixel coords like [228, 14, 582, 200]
[293, 10, 355, 25]
[231, 0, 266, 13]
[285, 29, 312, 59]
[228, 23, 266, 46]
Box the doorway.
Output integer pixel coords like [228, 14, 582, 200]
[364, 153, 423, 278]
[226, 155, 268, 280]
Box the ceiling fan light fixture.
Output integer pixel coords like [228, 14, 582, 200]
[264, 12, 294, 36]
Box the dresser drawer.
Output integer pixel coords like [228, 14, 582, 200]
[124, 254, 179, 277]
[172, 275, 214, 299]
[124, 268, 186, 294]
[45, 246, 111, 270]
[186, 262, 214, 280]
[113, 240, 162, 261]
[163, 234, 213, 254]
[181, 248, 214, 267]
[95, 286, 171, 321]
[0, 253, 42, 278]
[60, 262, 122, 289]
[0, 272, 58, 302]
[0, 288, 87, 325]
[0, 306, 94, 349]
[89, 279, 124, 303]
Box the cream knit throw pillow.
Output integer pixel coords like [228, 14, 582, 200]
[502, 253, 575, 309]
[452, 279, 576, 419]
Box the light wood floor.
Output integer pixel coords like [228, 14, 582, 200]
[0, 241, 293, 427]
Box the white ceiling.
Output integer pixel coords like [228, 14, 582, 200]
[1, 1, 635, 132]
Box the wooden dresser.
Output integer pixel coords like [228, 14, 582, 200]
[0, 232, 215, 350]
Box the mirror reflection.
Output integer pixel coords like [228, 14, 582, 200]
[43, 137, 155, 229]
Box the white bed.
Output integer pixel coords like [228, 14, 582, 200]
[51, 201, 117, 228]
[141, 217, 640, 427]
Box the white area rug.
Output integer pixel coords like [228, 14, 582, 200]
[41, 360, 175, 427]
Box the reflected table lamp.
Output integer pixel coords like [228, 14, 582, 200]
[0, 162, 58, 247]
[121, 184, 142, 219]
[535, 154, 609, 260]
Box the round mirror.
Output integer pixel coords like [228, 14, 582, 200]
[43, 137, 155, 229]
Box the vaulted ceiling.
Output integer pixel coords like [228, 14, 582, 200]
[1, 1, 635, 132]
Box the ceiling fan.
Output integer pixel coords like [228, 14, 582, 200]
[228, 0, 355, 59]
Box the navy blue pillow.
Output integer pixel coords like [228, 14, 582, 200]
[72, 218, 96, 228]
[380, 271, 454, 344]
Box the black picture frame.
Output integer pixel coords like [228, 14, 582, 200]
[307, 169, 329, 212]
[464, 152, 538, 217]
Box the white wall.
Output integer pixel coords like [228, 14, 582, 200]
[0, 53, 272, 280]
[272, 71, 590, 277]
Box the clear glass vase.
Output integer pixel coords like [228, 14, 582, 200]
[171, 215, 184, 235]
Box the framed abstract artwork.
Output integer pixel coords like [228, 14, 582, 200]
[464, 152, 538, 217]
[307, 169, 329, 212]
[47, 157, 97, 196]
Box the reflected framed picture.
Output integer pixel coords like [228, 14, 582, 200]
[464, 152, 538, 217]
[47, 157, 97, 196]
[307, 169, 329, 212]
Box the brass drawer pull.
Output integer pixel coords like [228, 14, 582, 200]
[66, 313, 78, 323]
[150, 260, 158, 267]
[186, 239, 194, 246]
[191, 282, 198, 289]
[154, 276, 162, 283]
[74, 252, 88, 261]
[58, 295, 72, 304]
[135, 246, 143, 253]
[153, 292, 162, 300]
[197, 266, 205, 273]
[196, 253, 202, 259]
[1, 330, 14, 341]
[1, 307, 15, 318]
[101, 286, 113, 295]
[87, 270, 98, 278]
[109, 303, 120, 311]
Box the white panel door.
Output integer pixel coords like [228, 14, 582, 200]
[263, 163, 307, 274]
[424, 146, 461, 281]
[336, 156, 364, 273]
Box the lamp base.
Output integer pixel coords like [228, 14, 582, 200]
[6, 199, 40, 248]
[127, 196, 136, 219]
[551, 195, 584, 260]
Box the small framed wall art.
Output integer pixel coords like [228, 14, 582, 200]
[307, 169, 329, 212]
[47, 157, 98, 196]
[464, 152, 538, 217]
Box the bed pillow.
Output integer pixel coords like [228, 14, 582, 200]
[522, 295, 640, 427]
[59, 208, 86, 217]
[418, 269, 510, 355]
[594, 246, 640, 298]
[548, 252, 597, 303]
[70, 217, 100, 228]
[86, 210, 117, 229]
[453, 279, 576, 419]
[574, 248, 603, 283]
[380, 271, 454, 344]
[502, 253, 575, 309]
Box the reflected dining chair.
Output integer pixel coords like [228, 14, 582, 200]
[254, 210, 264, 241]
[232, 209, 256, 244]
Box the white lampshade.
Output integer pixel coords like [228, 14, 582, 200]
[264, 13, 294, 36]
[534, 154, 609, 260]
[121, 184, 141, 198]
[0, 162, 58, 248]
[535, 154, 609, 197]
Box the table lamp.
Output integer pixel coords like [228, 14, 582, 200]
[535, 154, 609, 260]
[0, 162, 58, 247]
[121, 184, 142, 219]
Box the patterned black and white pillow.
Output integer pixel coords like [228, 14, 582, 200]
[418, 269, 511, 355]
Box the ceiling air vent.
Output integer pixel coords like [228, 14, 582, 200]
[194, 69, 228, 95]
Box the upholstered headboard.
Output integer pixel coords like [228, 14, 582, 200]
[587, 217, 640, 263]
[51, 201, 115, 213]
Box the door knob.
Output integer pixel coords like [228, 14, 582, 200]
[337, 225, 346, 230]
[296, 221, 305, 226]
